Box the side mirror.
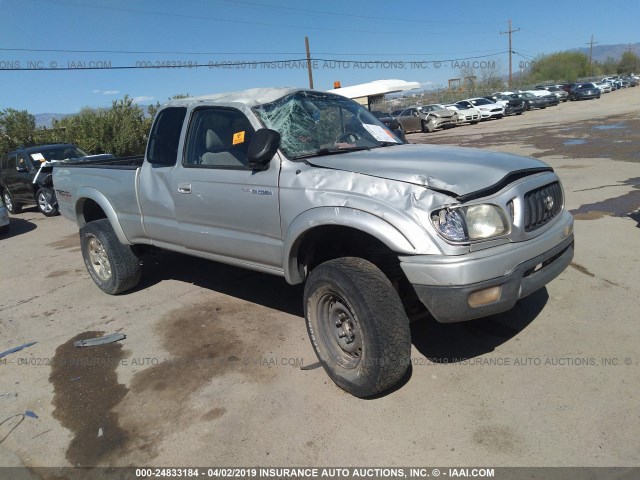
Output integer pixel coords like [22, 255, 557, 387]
[247, 128, 280, 170]
[388, 119, 400, 130]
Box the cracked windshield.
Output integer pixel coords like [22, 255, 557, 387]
[254, 91, 401, 159]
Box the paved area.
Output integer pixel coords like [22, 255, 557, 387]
[1, 88, 639, 469]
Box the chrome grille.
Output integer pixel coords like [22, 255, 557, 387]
[523, 182, 563, 232]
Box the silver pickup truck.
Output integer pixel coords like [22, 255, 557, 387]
[54, 88, 574, 397]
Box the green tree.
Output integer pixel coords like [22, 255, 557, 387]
[0, 108, 36, 154]
[596, 56, 620, 76]
[51, 95, 149, 156]
[617, 51, 640, 74]
[529, 51, 589, 82]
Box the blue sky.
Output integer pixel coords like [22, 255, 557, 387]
[0, 0, 638, 114]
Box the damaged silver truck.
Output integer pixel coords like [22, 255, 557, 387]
[53, 88, 574, 397]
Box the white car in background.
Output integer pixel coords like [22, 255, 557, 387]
[596, 82, 612, 93]
[456, 98, 504, 120]
[535, 85, 569, 102]
[444, 103, 481, 125]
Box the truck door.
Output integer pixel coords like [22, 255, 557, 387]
[173, 106, 283, 269]
[138, 106, 188, 247]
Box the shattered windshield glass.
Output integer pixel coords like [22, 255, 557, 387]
[253, 91, 401, 159]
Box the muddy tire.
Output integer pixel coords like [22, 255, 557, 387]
[304, 257, 411, 397]
[36, 187, 59, 217]
[2, 190, 22, 214]
[80, 219, 141, 295]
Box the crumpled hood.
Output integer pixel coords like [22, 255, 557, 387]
[307, 143, 552, 198]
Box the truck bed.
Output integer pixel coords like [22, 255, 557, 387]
[53, 156, 146, 243]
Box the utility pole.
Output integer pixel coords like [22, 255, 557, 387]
[500, 19, 520, 88]
[587, 35, 598, 76]
[305, 36, 314, 89]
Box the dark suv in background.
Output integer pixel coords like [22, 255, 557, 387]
[0, 144, 112, 216]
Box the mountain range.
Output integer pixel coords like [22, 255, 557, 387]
[573, 42, 639, 63]
[34, 113, 70, 128]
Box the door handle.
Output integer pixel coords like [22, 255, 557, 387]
[177, 183, 192, 194]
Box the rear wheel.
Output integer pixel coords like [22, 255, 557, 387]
[2, 190, 22, 214]
[80, 219, 141, 295]
[36, 187, 59, 217]
[304, 257, 411, 397]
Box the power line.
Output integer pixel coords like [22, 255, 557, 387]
[0, 53, 508, 71]
[0, 47, 507, 57]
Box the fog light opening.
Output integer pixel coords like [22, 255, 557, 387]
[468, 286, 502, 308]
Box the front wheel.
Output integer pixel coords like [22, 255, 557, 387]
[421, 120, 434, 133]
[2, 190, 22, 214]
[304, 257, 411, 397]
[36, 187, 59, 216]
[80, 219, 141, 295]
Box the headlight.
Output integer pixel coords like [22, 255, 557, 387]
[432, 204, 509, 242]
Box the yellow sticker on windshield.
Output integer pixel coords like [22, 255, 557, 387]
[232, 131, 245, 145]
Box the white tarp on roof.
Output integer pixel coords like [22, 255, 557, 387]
[327, 79, 421, 99]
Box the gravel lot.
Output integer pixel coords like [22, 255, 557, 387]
[1, 88, 639, 470]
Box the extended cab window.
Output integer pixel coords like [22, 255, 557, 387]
[147, 107, 187, 166]
[183, 108, 254, 169]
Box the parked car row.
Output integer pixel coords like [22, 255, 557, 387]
[381, 75, 638, 136]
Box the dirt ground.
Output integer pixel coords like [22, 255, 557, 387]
[1, 88, 639, 470]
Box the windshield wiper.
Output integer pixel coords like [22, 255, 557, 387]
[313, 146, 372, 157]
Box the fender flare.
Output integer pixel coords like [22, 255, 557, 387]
[74, 187, 131, 245]
[283, 207, 417, 284]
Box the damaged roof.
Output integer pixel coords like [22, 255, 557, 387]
[166, 87, 303, 108]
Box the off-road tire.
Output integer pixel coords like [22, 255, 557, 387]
[2, 190, 22, 214]
[80, 219, 141, 295]
[304, 257, 411, 398]
[36, 187, 59, 217]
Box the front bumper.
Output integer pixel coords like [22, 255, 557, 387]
[456, 113, 480, 123]
[400, 212, 574, 323]
[434, 117, 457, 129]
[505, 105, 524, 115]
[577, 92, 600, 99]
